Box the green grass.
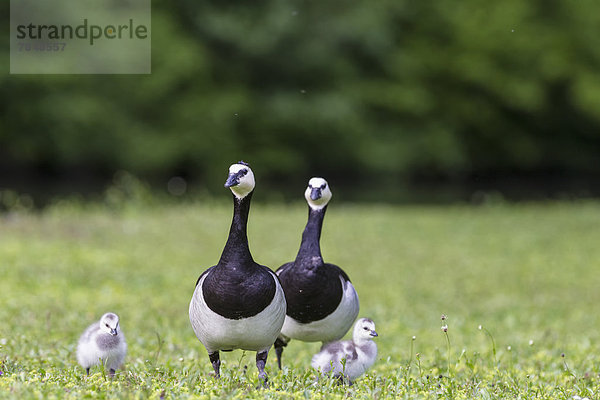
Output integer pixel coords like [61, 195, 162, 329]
[1, 199, 600, 398]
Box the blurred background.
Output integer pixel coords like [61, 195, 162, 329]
[2, 0, 600, 206]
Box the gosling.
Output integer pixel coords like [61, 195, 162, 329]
[76, 312, 127, 377]
[311, 318, 378, 384]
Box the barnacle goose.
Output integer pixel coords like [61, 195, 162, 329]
[311, 317, 378, 384]
[76, 312, 127, 377]
[274, 177, 359, 368]
[189, 161, 286, 384]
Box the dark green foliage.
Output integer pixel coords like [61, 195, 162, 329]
[2, 0, 600, 198]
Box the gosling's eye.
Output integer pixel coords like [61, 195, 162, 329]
[363, 327, 369, 330]
[105, 324, 110, 328]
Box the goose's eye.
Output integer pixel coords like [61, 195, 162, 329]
[105, 324, 110, 328]
[240, 169, 248, 176]
[320, 184, 326, 189]
[363, 327, 369, 330]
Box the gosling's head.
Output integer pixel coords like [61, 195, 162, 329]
[99, 313, 120, 336]
[304, 177, 332, 210]
[224, 161, 255, 200]
[353, 318, 378, 342]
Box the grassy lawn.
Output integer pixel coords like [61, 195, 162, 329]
[1, 199, 600, 398]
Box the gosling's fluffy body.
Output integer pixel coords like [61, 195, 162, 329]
[311, 318, 378, 383]
[77, 312, 126, 376]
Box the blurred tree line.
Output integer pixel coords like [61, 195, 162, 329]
[1, 0, 600, 203]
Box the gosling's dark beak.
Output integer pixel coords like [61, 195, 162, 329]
[110, 328, 118, 336]
[370, 330, 378, 337]
[225, 171, 243, 188]
[310, 187, 322, 201]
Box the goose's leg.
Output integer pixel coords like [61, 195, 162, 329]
[256, 350, 269, 386]
[109, 368, 116, 378]
[85, 368, 90, 376]
[209, 351, 221, 378]
[274, 337, 288, 370]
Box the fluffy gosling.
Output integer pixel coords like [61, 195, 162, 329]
[311, 317, 378, 384]
[76, 312, 127, 377]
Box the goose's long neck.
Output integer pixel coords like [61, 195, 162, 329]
[295, 205, 326, 266]
[219, 192, 254, 266]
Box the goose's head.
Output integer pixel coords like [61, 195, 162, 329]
[100, 313, 120, 336]
[353, 318, 378, 342]
[305, 177, 332, 210]
[224, 161, 255, 199]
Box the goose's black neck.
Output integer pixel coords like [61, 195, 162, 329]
[218, 191, 254, 267]
[295, 205, 327, 267]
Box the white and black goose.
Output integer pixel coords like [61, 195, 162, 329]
[311, 317, 378, 384]
[76, 312, 127, 377]
[274, 177, 359, 368]
[189, 162, 286, 384]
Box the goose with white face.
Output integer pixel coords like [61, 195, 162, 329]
[305, 177, 332, 210]
[224, 162, 255, 199]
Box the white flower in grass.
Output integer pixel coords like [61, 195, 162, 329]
[441, 325, 448, 333]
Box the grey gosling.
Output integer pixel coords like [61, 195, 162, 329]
[76, 312, 127, 377]
[311, 317, 378, 384]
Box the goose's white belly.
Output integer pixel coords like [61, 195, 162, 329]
[281, 278, 359, 342]
[189, 271, 286, 353]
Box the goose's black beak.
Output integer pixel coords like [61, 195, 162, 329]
[310, 187, 322, 201]
[225, 171, 244, 188]
[370, 330, 378, 337]
[110, 328, 118, 336]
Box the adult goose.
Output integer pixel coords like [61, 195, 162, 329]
[274, 177, 359, 369]
[189, 162, 286, 384]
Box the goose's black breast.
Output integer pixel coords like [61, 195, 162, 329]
[202, 263, 276, 320]
[276, 262, 350, 323]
